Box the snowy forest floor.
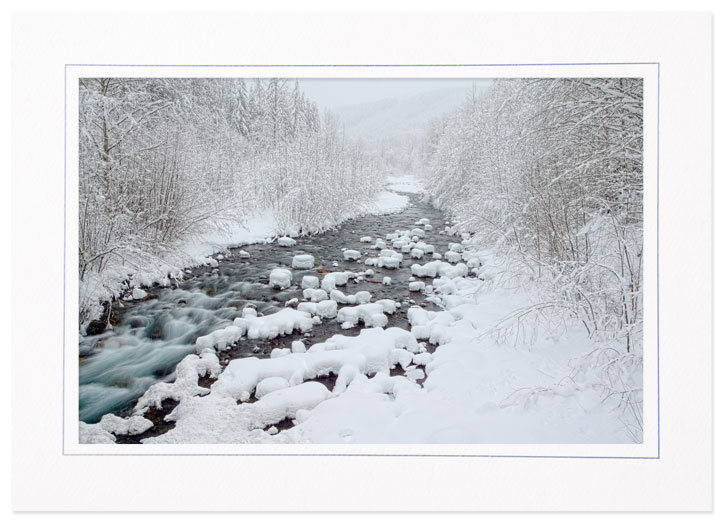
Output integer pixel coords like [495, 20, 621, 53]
[80, 174, 639, 445]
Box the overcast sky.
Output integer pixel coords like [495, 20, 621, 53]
[297, 78, 493, 110]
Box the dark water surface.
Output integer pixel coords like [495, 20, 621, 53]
[79, 194, 453, 423]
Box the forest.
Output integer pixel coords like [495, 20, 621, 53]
[79, 78, 380, 324]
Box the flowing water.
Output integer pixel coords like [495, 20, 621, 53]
[79, 193, 453, 424]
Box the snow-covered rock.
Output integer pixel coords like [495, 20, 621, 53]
[303, 288, 329, 302]
[301, 275, 320, 289]
[269, 268, 293, 289]
[343, 249, 361, 261]
[292, 254, 315, 269]
[277, 237, 297, 247]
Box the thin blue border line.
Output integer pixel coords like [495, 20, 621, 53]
[64, 62, 660, 459]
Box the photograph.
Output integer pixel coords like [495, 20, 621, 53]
[76, 76, 645, 445]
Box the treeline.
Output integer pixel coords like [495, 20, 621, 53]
[423, 79, 643, 353]
[79, 78, 381, 323]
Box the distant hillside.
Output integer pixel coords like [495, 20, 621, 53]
[335, 86, 472, 142]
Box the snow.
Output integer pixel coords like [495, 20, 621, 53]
[321, 272, 353, 292]
[301, 275, 320, 289]
[79, 413, 154, 443]
[299, 299, 338, 319]
[87, 215, 639, 445]
[277, 236, 297, 247]
[255, 377, 290, 399]
[131, 288, 147, 300]
[291, 254, 315, 269]
[367, 191, 409, 215]
[330, 290, 372, 305]
[303, 288, 328, 302]
[343, 249, 361, 261]
[409, 281, 425, 292]
[337, 303, 391, 328]
[269, 268, 293, 289]
[133, 349, 222, 413]
[243, 309, 314, 339]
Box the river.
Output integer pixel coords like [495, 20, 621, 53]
[78, 192, 453, 430]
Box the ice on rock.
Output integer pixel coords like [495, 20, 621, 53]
[291, 341, 306, 354]
[432, 252, 442, 260]
[269, 268, 293, 289]
[238, 249, 250, 258]
[359, 236, 372, 243]
[382, 276, 392, 286]
[364, 269, 375, 277]
[424, 224, 433, 231]
[301, 275, 320, 289]
[411, 228, 425, 238]
[303, 288, 329, 302]
[373, 239, 386, 250]
[131, 288, 148, 300]
[343, 249, 361, 261]
[410, 248, 424, 259]
[277, 236, 297, 247]
[292, 254, 315, 269]
[415, 218, 430, 226]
